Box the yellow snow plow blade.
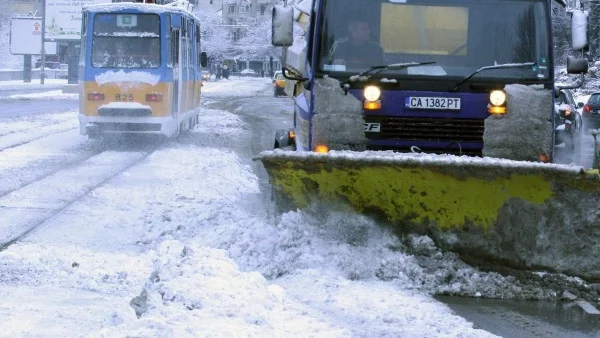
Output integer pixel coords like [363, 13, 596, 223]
[257, 150, 600, 280]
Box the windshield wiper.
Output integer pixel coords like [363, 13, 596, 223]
[448, 62, 536, 91]
[341, 61, 436, 93]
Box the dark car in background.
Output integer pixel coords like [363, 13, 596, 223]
[554, 88, 583, 163]
[555, 88, 583, 132]
[582, 92, 600, 130]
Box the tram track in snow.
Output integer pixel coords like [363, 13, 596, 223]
[0, 150, 155, 251]
[0, 129, 97, 197]
[0, 114, 78, 153]
[0, 127, 79, 153]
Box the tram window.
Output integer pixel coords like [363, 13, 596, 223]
[92, 37, 160, 68]
[80, 13, 87, 66]
[91, 13, 161, 68]
[189, 40, 193, 68]
[172, 29, 180, 66]
[167, 15, 172, 67]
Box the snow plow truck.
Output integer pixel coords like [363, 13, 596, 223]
[256, 0, 600, 281]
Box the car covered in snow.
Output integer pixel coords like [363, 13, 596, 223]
[240, 68, 256, 76]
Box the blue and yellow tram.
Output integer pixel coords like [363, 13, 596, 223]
[78, 1, 207, 137]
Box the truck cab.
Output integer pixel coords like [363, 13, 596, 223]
[273, 0, 588, 162]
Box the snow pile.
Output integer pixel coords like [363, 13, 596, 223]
[0, 79, 70, 90]
[0, 243, 150, 294]
[95, 240, 347, 337]
[312, 77, 368, 150]
[483, 84, 553, 161]
[201, 77, 273, 98]
[258, 148, 584, 175]
[0, 90, 78, 102]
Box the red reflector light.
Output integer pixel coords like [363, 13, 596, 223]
[584, 105, 591, 112]
[146, 94, 163, 102]
[87, 93, 104, 101]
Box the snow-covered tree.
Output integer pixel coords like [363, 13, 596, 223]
[197, 12, 233, 62]
[195, 4, 281, 65]
[230, 14, 280, 60]
[586, 0, 600, 59]
[0, 0, 28, 69]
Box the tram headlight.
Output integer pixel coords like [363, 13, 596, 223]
[364, 85, 381, 102]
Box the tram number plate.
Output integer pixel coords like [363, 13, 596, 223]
[115, 94, 134, 101]
[405, 97, 461, 110]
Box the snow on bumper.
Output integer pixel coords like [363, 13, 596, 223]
[78, 114, 177, 136]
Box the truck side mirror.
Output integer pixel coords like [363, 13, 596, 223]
[567, 56, 588, 74]
[571, 10, 588, 51]
[272, 5, 293, 47]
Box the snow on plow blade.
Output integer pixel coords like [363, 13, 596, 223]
[257, 150, 600, 281]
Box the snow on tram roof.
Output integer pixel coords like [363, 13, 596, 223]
[84, 1, 198, 18]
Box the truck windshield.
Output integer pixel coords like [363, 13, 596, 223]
[91, 13, 161, 69]
[319, 0, 550, 80]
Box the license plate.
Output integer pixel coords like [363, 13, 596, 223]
[405, 97, 461, 110]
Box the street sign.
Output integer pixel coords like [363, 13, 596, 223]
[9, 16, 57, 55]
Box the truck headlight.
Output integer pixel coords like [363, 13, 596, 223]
[364, 85, 381, 102]
[489, 90, 506, 106]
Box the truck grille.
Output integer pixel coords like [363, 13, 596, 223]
[364, 116, 484, 143]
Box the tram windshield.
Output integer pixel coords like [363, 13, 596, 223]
[91, 13, 161, 68]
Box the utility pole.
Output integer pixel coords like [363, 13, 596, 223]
[40, 0, 46, 84]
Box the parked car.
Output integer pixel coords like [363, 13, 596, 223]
[555, 88, 583, 133]
[556, 89, 583, 129]
[272, 71, 286, 97]
[582, 92, 600, 130]
[34, 60, 61, 69]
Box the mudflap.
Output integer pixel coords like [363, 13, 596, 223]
[256, 150, 600, 281]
